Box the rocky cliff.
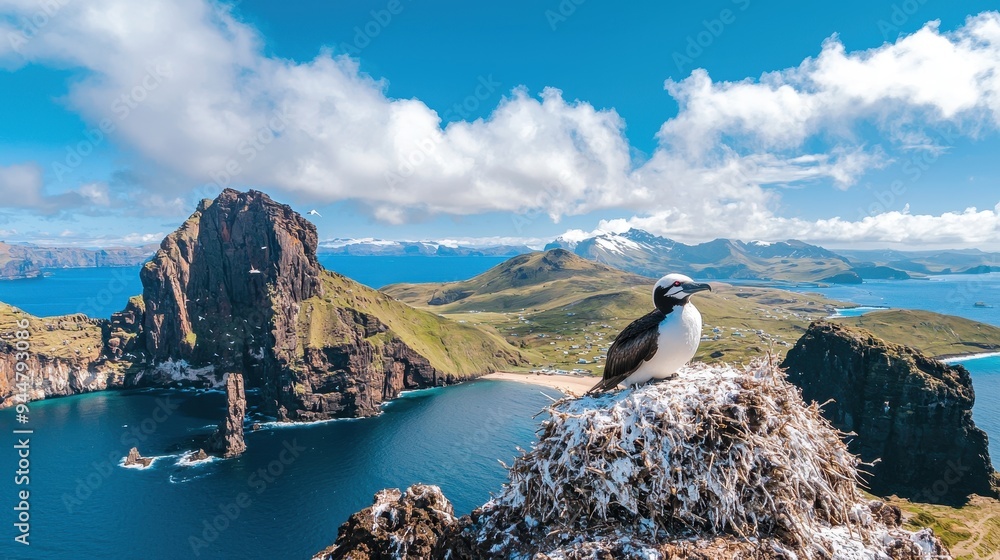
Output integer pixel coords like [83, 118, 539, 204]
[782, 321, 999, 504]
[317, 361, 952, 559]
[129, 189, 522, 419]
[206, 372, 247, 457]
[0, 304, 125, 407]
[1, 189, 524, 419]
[136, 188, 325, 415]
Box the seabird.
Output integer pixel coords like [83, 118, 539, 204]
[249, 266, 262, 274]
[587, 273, 711, 394]
[307, 209, 322, 217]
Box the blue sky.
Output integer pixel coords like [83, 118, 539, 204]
[1, 0, 999, 249]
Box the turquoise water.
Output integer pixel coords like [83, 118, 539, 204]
[0, 266, 143, 318]
[0, 382, 558, 559]
[830, 306, 889, 318]
[788, 273, 1000, 325]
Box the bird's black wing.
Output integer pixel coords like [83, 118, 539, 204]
[587, 310, 665, 394]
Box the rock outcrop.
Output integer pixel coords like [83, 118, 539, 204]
[126, 189, 522, 419]
[782, 321, 999, 504]
[206, 372, 247, 457]
[123, 447, 153, 468]
[1, 189, 524, 418]
[313, 485, 462, 560]
[137, 188, 324, 403]
[317, 361, 952, 559]
[0, 305, 125, 407]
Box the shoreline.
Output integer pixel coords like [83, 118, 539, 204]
[482, 371, 598, 395]
[939, 351, 1000, 363]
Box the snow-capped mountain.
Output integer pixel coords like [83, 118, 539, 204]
[547, 229, 853, 281]
[318, 238, 533, 257]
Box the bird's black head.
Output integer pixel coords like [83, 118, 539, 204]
[653, 273, 712, 313]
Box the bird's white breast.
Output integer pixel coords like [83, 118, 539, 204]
[623, 303, 703, 386]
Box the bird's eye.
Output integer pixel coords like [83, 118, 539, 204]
[673, 281, 681, 287]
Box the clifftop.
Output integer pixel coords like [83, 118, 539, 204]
[782, 321, 999, 504]
[317, 360, 952, 559]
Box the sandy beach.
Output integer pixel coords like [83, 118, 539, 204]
[483, 371, 599, 395]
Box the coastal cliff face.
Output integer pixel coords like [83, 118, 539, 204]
[0, 305, 124, 407]
[782, 321, 999, 504]
[137, 188, 324, 415]
[127, 189, 521, 419]
[0, 189, 524, 418]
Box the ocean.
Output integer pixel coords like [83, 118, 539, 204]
[0, 382, 558, 559]
[1, 261, 999, 558]
[0, 256, 507, 319]
[786, 274, 1000, 461]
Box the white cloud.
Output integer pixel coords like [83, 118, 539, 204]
[1, 1, 999, 247]
[659, 14, 1000, 158]
[0, 163, 111, 213]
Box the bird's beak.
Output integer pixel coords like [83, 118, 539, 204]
[682, 282, 712, 295]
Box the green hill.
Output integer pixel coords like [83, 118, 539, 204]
[301, 271, 528, 377]
[832, 309, 1000, 358]
[384, 250, 1000, 372]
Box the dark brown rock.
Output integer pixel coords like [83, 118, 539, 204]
[186, 449, 209, 462]
[206, 372, 247, 457]
[123, 447, 153, 468]
[781, 321, 1000, 504]
[2, 189, 523, 415]
[313, 485, 461, 560]
[103, 296, 145, 362]
[138, 189, 323, 411]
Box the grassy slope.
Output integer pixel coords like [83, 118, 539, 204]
[298, 271, 528, 377]
[383, 251, 844, 370]
[384, 251, 1000, 372]
[880, 495, 1000, 560]
[0, 303, 104, 360]
[833, 309, 1000, 357]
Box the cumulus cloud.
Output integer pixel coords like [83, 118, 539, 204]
[1, 1, 999, 246]
[0, 163, 111, 213]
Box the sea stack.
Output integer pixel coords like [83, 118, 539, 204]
[123, 447, 153, 468]
[207, 372, 247, 458]
[782, 321, 1000, 503]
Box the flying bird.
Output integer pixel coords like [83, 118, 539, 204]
[307, 209, 322, 217]
[587, 273, 711, 394]
[249, 266, 262, 274]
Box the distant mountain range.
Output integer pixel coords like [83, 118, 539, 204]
[545, 230, 854, 282]
[6, 229, 1000, 283]
[326, 229, 1000, 283]
[318, 238, 532, 257]
[0, 241, 156, 280]
[545, 230, 1000, 282]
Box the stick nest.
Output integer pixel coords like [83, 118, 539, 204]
[468, 359, 950, 559]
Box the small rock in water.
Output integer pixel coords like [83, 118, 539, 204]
[123, 447, 153, 468]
